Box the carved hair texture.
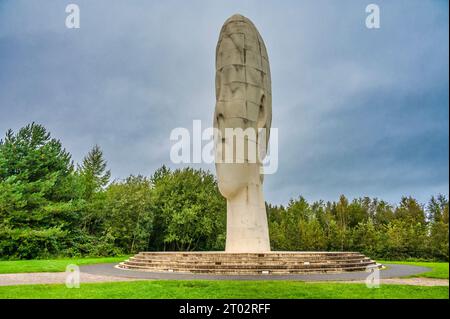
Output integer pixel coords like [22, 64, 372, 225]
[214, 14, 272, 151]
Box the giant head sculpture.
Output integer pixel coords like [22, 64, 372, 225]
[214, 14, 272, 252]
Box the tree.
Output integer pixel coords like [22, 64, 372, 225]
[427, 195, 449, 260]
[150, 167, 226, 251]
[352, 218, 380, 257]
[78, 145, 111, 199]
[101, 176, 154, 254]
[395, 196, 426, 225]
[427, 194, 448, 223]
[268, 204, 287, 249]
[334, 195, 352, 250]
[0, 123, 81, 259]
[76, 145, 111, 238]
[373, 200, 395, 226]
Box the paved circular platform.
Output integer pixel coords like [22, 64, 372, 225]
[80, 263, 431, 281]
[118, 251, 378, 274]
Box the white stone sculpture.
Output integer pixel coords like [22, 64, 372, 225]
[214, 14, 272, 252]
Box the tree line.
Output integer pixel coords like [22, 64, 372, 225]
[0, 123, 448, 260]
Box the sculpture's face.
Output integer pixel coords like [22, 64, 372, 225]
[214, 14, 272, 199]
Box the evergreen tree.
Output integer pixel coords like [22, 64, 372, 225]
[395, 196, 426, 225]
[78, 145, 111, 199]
[0, 123, 80, 258]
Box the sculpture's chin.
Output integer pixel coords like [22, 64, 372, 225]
[217, 180, 244, 199]
[215, 162, 261, 199]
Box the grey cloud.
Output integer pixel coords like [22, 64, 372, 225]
[0, 0, 448, 205]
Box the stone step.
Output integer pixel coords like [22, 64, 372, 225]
[135, 253, 365, 258]
[119, 251, 378, 275]
[137, 252, 364, 258]
[121, 260, 375, 269]
[129, 258, 370, 265]
[127, 257, 372, 266]
[118, 262, 376, 275]
[132, 254, 367, 262]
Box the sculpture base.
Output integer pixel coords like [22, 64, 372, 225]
[118, 252, 380, 275]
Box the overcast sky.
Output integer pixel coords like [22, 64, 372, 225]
[0, 0, 448, 205]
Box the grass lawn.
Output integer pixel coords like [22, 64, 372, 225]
[0, 256, 129, 274]
[0, 257, 448, 299]
[0, 280, 448, 299]
[1, 257, 447, 279]
[379, 260, 449, 279]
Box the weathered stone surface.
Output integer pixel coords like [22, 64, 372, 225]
[119, 252, 380, 275]
[214, 14, 272, 253]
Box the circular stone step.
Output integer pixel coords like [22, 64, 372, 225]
[118, 252, 380, 275]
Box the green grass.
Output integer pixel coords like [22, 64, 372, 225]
[2, 257, 447, 279]
[0, 256, 129, 274]
[379, 260, 449, 279]
[0, 280, 447, 299]
[0, 257, 447, 299]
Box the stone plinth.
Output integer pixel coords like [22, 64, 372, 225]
[118, 252, 380, 275]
